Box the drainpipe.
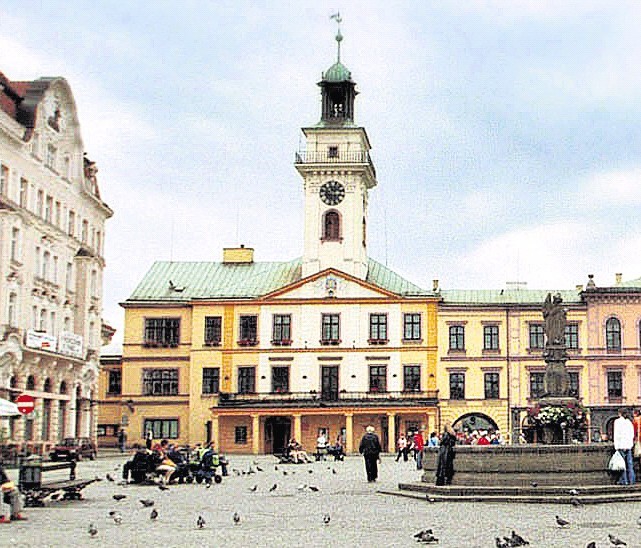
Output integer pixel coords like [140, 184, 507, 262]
[506, 306, 512, 444]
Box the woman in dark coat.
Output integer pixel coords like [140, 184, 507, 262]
[435, 423, 456, 486]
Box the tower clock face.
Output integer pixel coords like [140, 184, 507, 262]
[319, 181, 345, 206]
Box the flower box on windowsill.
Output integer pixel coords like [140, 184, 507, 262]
[271, 339, 292, 346]
[319, 339, 341, 346]
[367, 338, 388, 345]
[204, 341, 221, 347]
[237, 339, 258, 347]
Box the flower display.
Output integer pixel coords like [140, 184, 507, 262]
[527, 402, 586, 428]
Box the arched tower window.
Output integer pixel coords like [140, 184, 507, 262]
[323, 210, 341, 241]
[606, 317, 621, 351]
[26, 375, 36, 390]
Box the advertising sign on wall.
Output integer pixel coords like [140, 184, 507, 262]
[58, 331, 84, 359]
[25, 329, 57, 352]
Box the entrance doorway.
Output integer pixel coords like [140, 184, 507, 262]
[264, 417, 291, 454]
[321, 366, 339, 401]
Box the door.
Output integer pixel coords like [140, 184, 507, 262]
[321, 366, 339, 401]
[264, 417, 291, 454]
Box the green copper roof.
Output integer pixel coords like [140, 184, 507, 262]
[617, 276, 641, 288]
[323, 61, 352, 82]
[440, 288, 582, 305]
[125, 258, 433, 303]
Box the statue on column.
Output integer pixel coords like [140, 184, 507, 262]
[541, 292, 569, 398]
[542, 292, 566, 346]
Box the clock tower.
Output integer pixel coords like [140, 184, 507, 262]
[295, 21, 377, 280]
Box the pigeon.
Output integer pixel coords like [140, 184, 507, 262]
[323, 513, 331, 524]
[308, 485, 319, 492]
[332, 468, 337, 474]
[248, 485, 258, 492]
[571, 497, 582, 507]
[150, 509, 158, 521]
[233, 512, 240, 525]
[555, 515, 570, 528]
[637, 516, 641, 527]
[569, 488, 579, 496]
[297, 484, 307, 491]
[495, 539, 509, 548]
[414, 529, 439, 543]
[158, 484, 169, 491]
[425, 495, 436, 503]
[205, 483, 212, 489]
[530, 481, 538, 488]
[139, 499, 155, 507]
[608, 533, 627, 546]
[510, 530, 530, 546]
[106, 474, 115, 482]
[282, 470, 288, 476]
[269, 483, 278, 492]
[111, 512, 122, 525]
[197, 515, 206, 529]
[256, 466, 263, 472]
[88, 523, 98, 537]
[113, 494, 126, 501]
[586, 543, 596, 548]
[308, 469, 314, 474]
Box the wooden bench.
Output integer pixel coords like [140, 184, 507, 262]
[18, 459, 98, 507]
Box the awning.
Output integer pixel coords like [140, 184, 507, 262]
[0, 398, 20, 417]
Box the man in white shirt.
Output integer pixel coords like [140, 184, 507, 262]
[613, 408, 636, 485]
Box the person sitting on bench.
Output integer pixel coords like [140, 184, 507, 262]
[0, 463, 27, 523]
[151, 439, 176, 485]
[287, 438, 311, 464]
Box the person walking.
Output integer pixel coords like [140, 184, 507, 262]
[613, 408, 635, 485]
[359, 425, 382, 482]
[435, 423, 457, 486]
[413, 430, 425, 470]
[118, 428, 127, 453]
[145, 429, 153, 450]
[395, 433, 408, 462]
[0, 463, 27, 523]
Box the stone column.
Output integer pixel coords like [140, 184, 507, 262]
[387, 413, 396, 453]
[251, 414, 260, 455]
[211, 414, 220, 450]
[68, 389, 77, 439]
[293, 413, 302, 443]
[345, 412, 353, 454]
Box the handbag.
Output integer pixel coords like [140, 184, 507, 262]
[634, 441, 641, 459]
[608, 450, 626, 472]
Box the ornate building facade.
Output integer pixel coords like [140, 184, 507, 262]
[99, 32, 439, 454]
[0, 71, 113, 454]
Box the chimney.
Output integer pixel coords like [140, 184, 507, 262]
[432, 279, 439, 292]
[223, 245, 254, 264]
[615, 273, 622, 285]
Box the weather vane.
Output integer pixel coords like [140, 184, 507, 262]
[330, 12, 343, 62]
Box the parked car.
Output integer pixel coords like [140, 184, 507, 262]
[49, 437, 97, 461]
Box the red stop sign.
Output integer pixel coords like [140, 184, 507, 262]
[16, 394, 35, 415]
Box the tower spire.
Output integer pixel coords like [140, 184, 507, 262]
[330, 12, 343, 63]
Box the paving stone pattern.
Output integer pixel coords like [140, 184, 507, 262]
[2, 454, 641, 547]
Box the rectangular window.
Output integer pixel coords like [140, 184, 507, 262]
[565, 324, 579, 350]
[271, 366, 289, 393]
[143, 419, 179, 439]
[530, 372, 545, 398]
[36, 189, 44, 217]
[66, 262, 73, 292]
[369, 314, 388, 343]
[403, 313, 421, 340]
[10, 228, 19, 261]
[321, 314, 340, 344]
[19, 178, 28, 207]
[0, 164, 7, 195]
[45, 195, 53, 222]
[238, 315, 258, 345]
[484, 372, 500, 399]
[202, 367, 220, 395]
[529, 324, 545, 349]
[46, 143, 57, 169]
[107, 370, 122, 395]
[68, 210, 75, 236]
[483, 325, 499, 350]
[449, 372, 465, 400]
[234, 425, 248, 444]
[204, 316, 222, 345]
[238, 366, 256, 394]
[272, 314, 291, 344]
[369, 365, 387, 392]
[607, 371, 623, 400]
[142, 368, 179, 396]
[81, 219, 88, 243]
[449, 325, 465, 351]
[328, 145, 339, 158]
[403, 365, 421, 392]
[54, 201, 61, 227]
[568, 371, 579, 398]
[144, 317, 180, 346]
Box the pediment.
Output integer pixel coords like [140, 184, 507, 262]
[264, 269, 395, 300]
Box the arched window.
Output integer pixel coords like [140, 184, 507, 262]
[59, 381, 67, 394]
[43, 378, 51, 392]
[26, 375, 36, 390]
[8, 292, 17, 327]
[323, 211, 340, 241]
[606, 317, 621, 351]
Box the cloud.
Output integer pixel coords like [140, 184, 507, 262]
[578, 168, 641, 208]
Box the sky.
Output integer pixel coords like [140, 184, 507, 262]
[2, 1, 641, 352]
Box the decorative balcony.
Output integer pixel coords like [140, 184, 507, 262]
[295, 150, 372, 165]
[217, 389, 439, 409]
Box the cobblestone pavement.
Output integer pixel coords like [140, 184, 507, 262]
[3, 454, 641, 548]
